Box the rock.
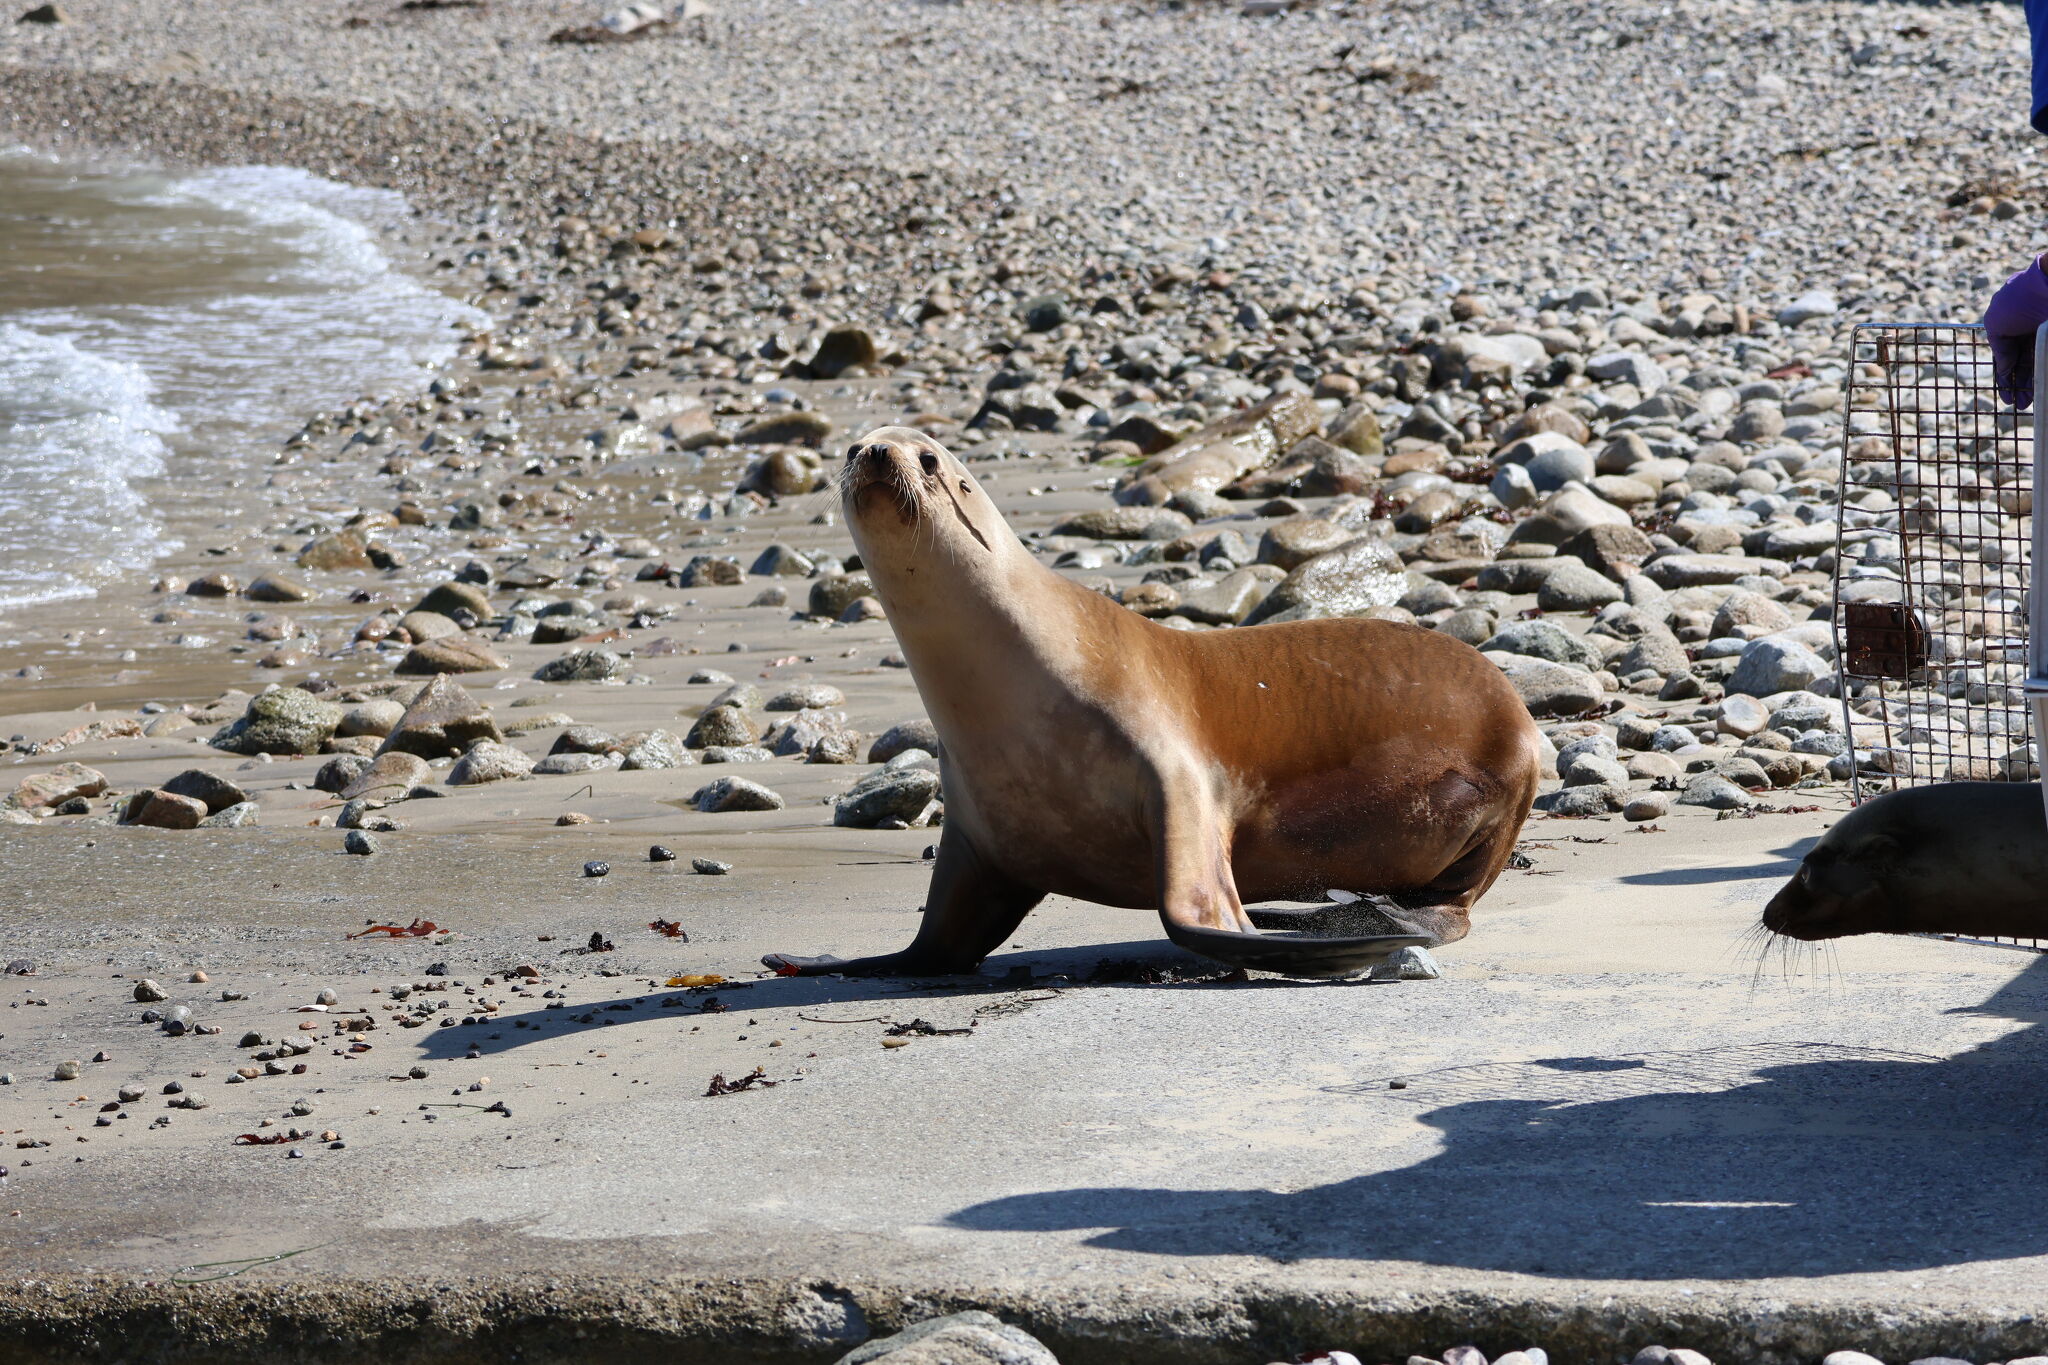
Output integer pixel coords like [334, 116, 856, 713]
[810, 573, 877, 619]
[120, 789, 208, 830]
[622, 729, 693, 770]
[1368, 945, 1442, 981]
[1052, 506, 1194, 541]
[742, 449, 826, 497]
[1711, 590, 1794, 637]
[1498, 431, 1594, 490]
[807, 325, 878, 379]
[133, 979, 167, 1003]
[688, 705, 758, 748]
[678, 556, 743, 587]
[1678, 772, 1752, 810]
[751, 543, 816, 577]
[1557, 524, 1655, 582]
[344, 830, 379, 856]
[1727, 638, 1827, 697]
[808, 732, 865, 764]
[1536, 561, 1625, 612]
[1818, 1354, 1885, 1365]
[447, 741, 535, 786]
[736, 411, 834, 446]
[835, 1311, 1057, 1365]
[763, 709, 850, 757]
[337, 699, 405, 738]
[1116, 392, 1324, 506]
[1544, 784, 1620, 817]
[1241, 536, 1405, 625]
[398, 610, 460, 643]
[1622, 792, 1672, 822]
[397, 635, 509, 675]
[1257, 516, 1356, 570]
[341, 751, 433, 800]
[768, 684, 846, 711]
[378, 676, 502, 758]
[316, 754, 370, 793]
[211, 688, 342, 755]
[244, 574, 313, 603]
[414, 581, 493, 620]
[1616, 629, 1690, 679]
[692, 857, 732, 875]
[9, 762, 107, 811]
[1324, 403, 1384, 457]
[1586, 351, 1668, 391]
[1173, 568, 1273, 625]
[200, 802, 260, 829]
[1489, 654, 1605, 716]
[1713, 694, 1771, 738]
[1508, 486, 1632, 546]
[297, 529, 372, 571]
[1644, 554, 1790, 588]
[18, 5, 66, 22]
[1481, 620, 1601, 669]
[53, 1059, 81, 1081]
[1778, 290, 1838, 326]
[533, 647, 625, 683]
[551, 725, 623, 756]
[835, 767, 943, 827]
[158, 769, 249, 815]
[690, 776, 785, 812]
[869, 719, 940, 763]
[583, 860, 610, 878]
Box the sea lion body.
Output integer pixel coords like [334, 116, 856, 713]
[1763, 782, 2048, 941]
[771, 427, 1544, 977]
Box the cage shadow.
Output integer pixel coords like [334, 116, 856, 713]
[1616, 837, 1816, 887]
[947, 956, 2048, 1280]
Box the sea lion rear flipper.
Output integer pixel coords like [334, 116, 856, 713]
[1160, 922, 1435, 979]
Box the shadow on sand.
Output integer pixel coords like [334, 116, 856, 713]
[945, 955, 2048, 1280]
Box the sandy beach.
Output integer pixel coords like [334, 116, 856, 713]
[4, 0, 2048, 1360]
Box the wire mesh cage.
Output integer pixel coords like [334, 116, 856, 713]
[1834, 322, 2046, 952]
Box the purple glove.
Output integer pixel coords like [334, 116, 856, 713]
[1984, 256, 2048, 409]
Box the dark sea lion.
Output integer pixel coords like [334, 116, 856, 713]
[1762, 782, 2048, 941]
[766, 426, 1545, 978]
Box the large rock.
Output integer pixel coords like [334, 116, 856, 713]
[1173, 568, 1273, 625]
[1323, 403, 1383, 457]
[834, 767, 943, 828]
[296, 529, 372, 571]
[9, 762, 107, 811]
[806, 325, 878, 379]
[211, 688, 342, 755]
[1535, 560, 1625, 612]
[687, 705, 759, 749]
[447, 741, 534, 786]
[1488, 654, 1605, 716]
[1507, 487, 1632, 546]
[835, 1311, 1057, 1365]
[533, 647, 625, 683]
[397, 635, 509, 675]
[1114, 392, 1322, 506]
[120, 789, 208, 830]
[810, 573, 877, 619]
[1712, 590, 1795, 638]
[1727, 637, 1828, 697]
[868, 719, 940, 764]
[1645, 554, 1791, 589]
[413, 581, 493, 620]
[158, 769, 249, 816]
[763, 709, 850, 758]
[1481, 620, 1601, 669]
[1497, 431, 1594, 492]
[741, 450, 826, 498]
[736, 411, 833, 447]
[1241, 537, 1405, 625]
[1256, 516, 1354, 570]
[378, 676, 502, 759]
[244, 574, 312, 603]
[1558, 524, 1655, 582]
[341, 751, 433, 800]
[690, 776, 785, 812]
[1049, 507, 1193, 542]
[1616, 629, 1691, 679]
[622, 729, 694, 770]
[337, 699, 405, 739]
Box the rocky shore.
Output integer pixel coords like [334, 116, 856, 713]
[3, 1, 2047, 1359]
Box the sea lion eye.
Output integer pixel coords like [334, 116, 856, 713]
[919, 453, 939, 474]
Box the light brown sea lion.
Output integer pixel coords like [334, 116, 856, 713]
[1762, 782, 2048, 941]
[765, 426, 1545, 978]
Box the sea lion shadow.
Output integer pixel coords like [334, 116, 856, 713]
[947, 957, 2048, 1280]
[408, 939, 1254, 1060]
[1615, 837, 1817, 887]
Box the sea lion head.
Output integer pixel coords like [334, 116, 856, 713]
[1759, 813, 1903, 941]
[839, 426, 1009, 574]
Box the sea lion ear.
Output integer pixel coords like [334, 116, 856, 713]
[1858, 831, 1900, 862]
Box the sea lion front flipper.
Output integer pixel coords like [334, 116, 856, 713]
[764, 827, 1046, 977]
[1245, 894, 1421, 937]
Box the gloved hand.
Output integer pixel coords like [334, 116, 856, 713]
[1983, 255, 2048, 409]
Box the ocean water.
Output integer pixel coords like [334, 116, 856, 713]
[0, 149, 481, 611]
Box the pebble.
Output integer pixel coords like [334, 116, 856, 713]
[649, 845, 677, 862]
[343, 829, 379, 856]
[132, 979, 167, 1003]
[691, 858, 732, 875]
[584, 860, 610, 878]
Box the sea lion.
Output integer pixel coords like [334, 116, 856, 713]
[1762, 782, 2048, 941]
[766, 426, 1545, 978]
